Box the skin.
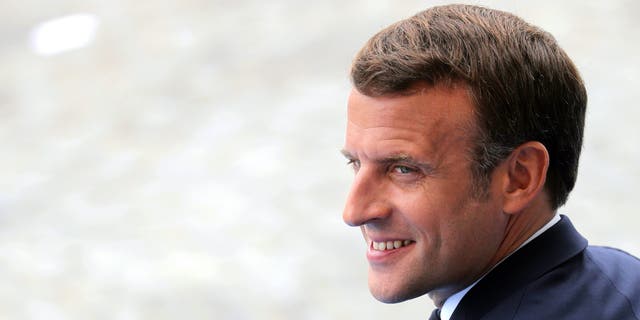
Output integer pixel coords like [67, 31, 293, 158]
[342, 83, 554, 307]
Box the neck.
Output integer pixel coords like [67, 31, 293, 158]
[488, 202, 555, 268]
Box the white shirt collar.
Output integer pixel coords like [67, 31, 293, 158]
[439, 213, 561, 320]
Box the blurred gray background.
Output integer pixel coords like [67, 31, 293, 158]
[1, 0, 638, 319]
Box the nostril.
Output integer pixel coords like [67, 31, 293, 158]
[342, 206, 361, 227]
[343, 172, 390, 226]
[343, 201, 391, 227]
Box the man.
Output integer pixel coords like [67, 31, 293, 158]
[341, 4, 640, 320]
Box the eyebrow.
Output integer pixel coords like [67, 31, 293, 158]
[340, 149, 436, 173]
[340, 149, 355, 159]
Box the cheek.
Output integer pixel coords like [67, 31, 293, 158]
[412, 196, 498, 250]
[446, 201, 507, 256]
[395, 192, 439, 230]
[395, 193, 449, 254]
[389, 180, 485, 241]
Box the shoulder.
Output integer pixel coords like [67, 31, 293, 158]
[513, 245, 640, 319]
[585, 245, 640, 267]
[584, 246, 640, 301]
[584, 246, 640, 310]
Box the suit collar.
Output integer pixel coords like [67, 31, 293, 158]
[450, 215, 588, 320]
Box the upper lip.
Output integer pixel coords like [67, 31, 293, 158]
[366, 234, 413, 243]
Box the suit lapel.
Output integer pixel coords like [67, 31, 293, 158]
[450, 216, 588, 320]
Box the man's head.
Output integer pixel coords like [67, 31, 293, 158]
[351, 4, 587, 208]
[342, 4, 586, 305]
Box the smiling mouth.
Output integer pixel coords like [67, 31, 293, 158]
[371, 240, 414, 251]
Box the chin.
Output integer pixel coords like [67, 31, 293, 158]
[369, 279, 426, 304]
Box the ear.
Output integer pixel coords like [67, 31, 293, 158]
[501, 141, 549, 214]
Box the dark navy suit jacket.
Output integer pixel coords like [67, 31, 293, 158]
[448, 216, 640, 320]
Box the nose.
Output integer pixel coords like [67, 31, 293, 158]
[342, 168, 392, 226]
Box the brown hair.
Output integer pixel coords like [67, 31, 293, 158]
[351, 4, 587, 209]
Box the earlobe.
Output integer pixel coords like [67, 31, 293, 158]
[502, 142, 549, 214]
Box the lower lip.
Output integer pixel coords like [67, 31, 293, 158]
[366, 242, 414, 264]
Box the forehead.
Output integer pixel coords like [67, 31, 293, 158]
[348, 83, 474, 123]
[345, 84, 477, 158]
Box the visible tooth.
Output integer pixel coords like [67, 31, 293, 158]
[373, 240, 413, 251]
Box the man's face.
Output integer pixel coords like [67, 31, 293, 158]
[342, 84, 509, 304]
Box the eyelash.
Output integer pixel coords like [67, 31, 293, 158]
[346, 160, 418, 176]
[346, 159, 360, 170]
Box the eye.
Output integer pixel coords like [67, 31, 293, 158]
[347, 159, 361, 171]
[393, 165, 416, 174]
